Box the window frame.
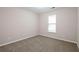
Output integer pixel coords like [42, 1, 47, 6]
[48, 14, 56, 33]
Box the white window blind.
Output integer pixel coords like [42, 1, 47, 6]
[48, 15, 56, 32]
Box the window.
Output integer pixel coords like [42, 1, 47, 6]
[48, 14, 56, 32]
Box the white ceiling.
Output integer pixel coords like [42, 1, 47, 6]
[21, 7, 61, 14]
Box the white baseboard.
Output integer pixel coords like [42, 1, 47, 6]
[0, 35, 38, 47]
[40, 34, 77, 44]
[0, 34, 77, 47]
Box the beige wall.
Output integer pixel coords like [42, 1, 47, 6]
[77, 8, 79, 48]
[0, 8, 39, 45]
[40, 7, 77, 43]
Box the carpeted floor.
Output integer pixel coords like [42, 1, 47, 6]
[0, 35, 78, 52]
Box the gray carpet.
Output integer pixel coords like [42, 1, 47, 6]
[0, 35, 78, 52]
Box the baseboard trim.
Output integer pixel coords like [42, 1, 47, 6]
[40, 34, 77, 44]
[0, 35, 38, 47]
[0, 34, 77, 47]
